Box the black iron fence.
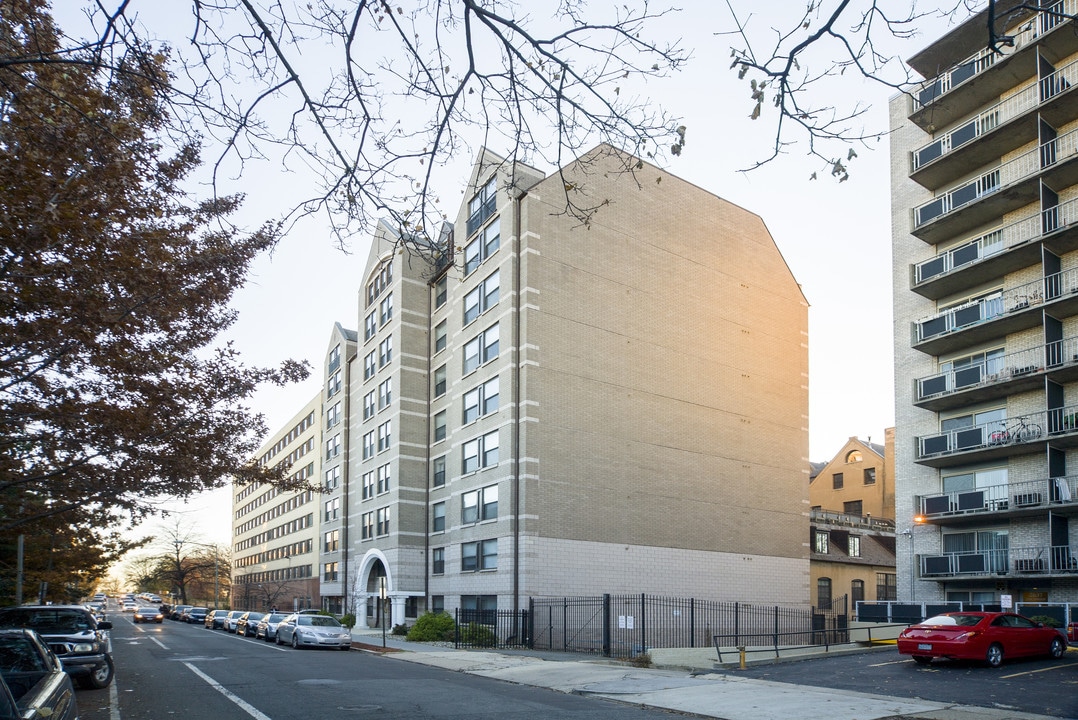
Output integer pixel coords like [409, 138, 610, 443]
[454, 594, 848, 659]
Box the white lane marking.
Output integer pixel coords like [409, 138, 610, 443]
[109, 678, 120, 720]
[149, 636, 169, 650]
[183, 662, 273, 720]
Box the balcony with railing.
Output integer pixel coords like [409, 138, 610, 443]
[913, 344, 1046, 410]
[911, 56, 1078, 190]
[915, 403, 1078, 467]
[917, 475, 1078, 521]
[918, 544, 1078, 580]
[912, 125, 1078, 244]
[910, 0, 1078, 132]
[809, 508, 896, 533]
[911, 196, 1078, 300]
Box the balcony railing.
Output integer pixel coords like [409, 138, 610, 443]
[913, 125, 1078, 230]
[914, 266, 1078, 344]
[913, 0, 1078, 112]
[914, 344, 1046, 402]
[918, 475, 1077, 518]
[919, 544, 1078, 579]
[916, 403, 1078, 460]
[809, 508, 895, 531]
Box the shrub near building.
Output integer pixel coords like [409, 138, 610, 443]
[406, 612, 455, 642]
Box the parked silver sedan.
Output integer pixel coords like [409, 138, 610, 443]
[275, 614, 351, 650]
[254, 613, 288, 642]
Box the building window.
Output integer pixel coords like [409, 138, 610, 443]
[433, 410, 447, 442]
[364, 310, 377, 341]
[431, 595, 444, 614]
[434, 365, 447, 398]
[464, 217, 500, 275]
[432, 547, 445, 574]
[325, 434, 341, 460]
[876, 573, 897, 601]
[843, 500, 862, 515]
[462, 485, 498, 524]
[432, 501, 445, 532]
[379, 336, 393, 367]
[362, 431, 375, 460]
[380, 292, 393, 325]
[463, 270, 499, 325]
[324, 529, 339, 553]
[467, 175, 497, 235]
[462, 538, 498, 572]
[849, 535, 861, 557]
[434, 320, 447, 353]
[814, 530, 829, 554]
[361, 511, 373, 539]
[328, 343, 341, 371]
[846, 450, 862, 463]
[363, 390, 376, 420]
[432, 456, 446, 488]
[376, 507, 391, 536]
[434, 276, 447, 308]
[832, 472, 843, 489]
[377, 463, 391, 494]
[379, 378, 392, 409]
[863, 468, 876, 485]
[463, 323, 499, 374]
[364, 350, 376, 380]
[462, 429, 499, 474]
[325, 466, 341, 491]
[362, 471, 374, 500]
[463, 376, 499, 424]
[817, 578, 832, 609]
[327, 370, 342, 396]
[326, 401, 341, 429]
[324, 562, 339, 582]
[324, 497, 340, 522]
[377, 420, 391, 452]
[851, 579, 865, 604]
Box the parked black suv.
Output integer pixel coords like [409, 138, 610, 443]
[0, 605, 113, 689]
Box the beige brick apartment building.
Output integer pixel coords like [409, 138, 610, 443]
[237, 144, 810, 625]
[891, 1, 1078, 610]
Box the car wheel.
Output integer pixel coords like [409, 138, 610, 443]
[912, 656, 932, 665]
[1050, 637, 1066, 659]
[79, 656, 115, 690]
[986, 643, 1004, 668]
[275, 633, 282, 645]
[291, 634, 299, 649]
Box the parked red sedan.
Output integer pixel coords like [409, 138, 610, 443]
[898, 611, 1067, 667]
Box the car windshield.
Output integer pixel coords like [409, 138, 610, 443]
[136, 608, 159, 614]
[0, 609, 93, 633]
[300, 616, 341, 628]
[0, 635, 46, 672]
[264, 614, 286, 622]
[245, 613, 263, 621]
[921, 614, 983, 627]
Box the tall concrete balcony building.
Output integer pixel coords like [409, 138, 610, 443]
[346, 144, 809, 627]
[891, 1, 1078, 607]
[232, 394, 322, 612]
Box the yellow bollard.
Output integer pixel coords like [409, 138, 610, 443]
[738, 646, 746, 670]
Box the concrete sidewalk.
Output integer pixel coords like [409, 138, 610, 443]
[348, 627, 1066, 720]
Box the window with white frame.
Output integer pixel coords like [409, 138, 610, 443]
[377, 420, 391, 452]
[814, 530, 829, 553]
[464, 217, 500, 275]
[462, 429, 499, 473]
[380, 292, 393, 325]
[363, 390, 376, 420]
[364, 350, 376, 380]
[463, 270, 499, 325]
[325, 434, 341, 460]
[467, 176, 497, 235]
[378, 378, 392, 409]
[364, 310, 377, 341]
[376, 506, 391, 536]
[463, 323, 499, 374]
[328, 343, 341, 370]
[324, 529, 339, 553]
[325, 466, 341, 491]
[325, 497, 340, 521]
[461, 484, 498, 524]
[433, 410, 446, 442]
[326, 401, 341, 429]
[327, 370, 342, 396]
[379, 336, 393, 367]
[434, 365, 447, 398]
[432, 456, 446, 488]
[377, 463, 390, 494]
[362, 430, 375, 460]
[434, 275, 447, 308]
[463, 376, 499, 424]
[849, 535, 861, 557]
[434, 319, 447, 353]
[462, 538, 497, 571]
[361, 511, 373, 539]
[324, 562, 339, 581]
[362, 471, 374, 500]
[432, 501, 445, 532]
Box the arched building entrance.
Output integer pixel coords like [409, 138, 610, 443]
[351, 549, 420, 629]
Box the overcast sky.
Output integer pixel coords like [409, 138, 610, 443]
[62, 1, 968, 551]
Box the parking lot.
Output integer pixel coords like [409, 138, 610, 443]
[709, 646, 1078, 718]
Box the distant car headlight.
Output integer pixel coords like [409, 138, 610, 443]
[72, 642, 97, 653]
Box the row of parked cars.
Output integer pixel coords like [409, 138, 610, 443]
[201, 609, 352, 650]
